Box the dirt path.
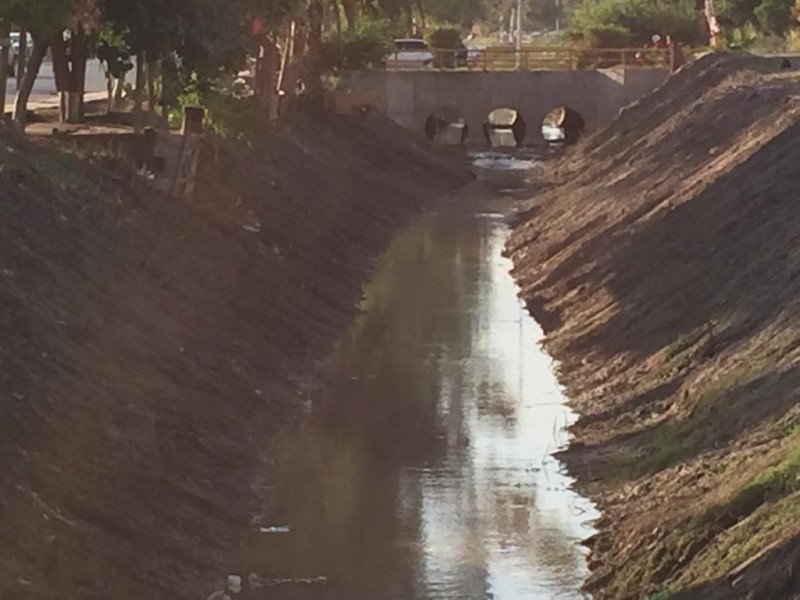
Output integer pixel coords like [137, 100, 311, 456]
[0, 113, 471, 599]
[508, 54, 800, 599]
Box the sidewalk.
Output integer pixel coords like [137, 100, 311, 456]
[4, 90, 108, 113]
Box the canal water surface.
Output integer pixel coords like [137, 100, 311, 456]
[238, 156, 598, 599]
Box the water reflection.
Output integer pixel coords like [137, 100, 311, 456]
[239, 179, 598, 599]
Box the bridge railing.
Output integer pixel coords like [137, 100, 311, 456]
[386, 46, 674, 72]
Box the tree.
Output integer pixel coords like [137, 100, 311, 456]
[568, 0, 705, 47]
[425, 0, 488, 28]
[304, 0, 326, 110]
[51, 0, 102, 123]
[95, 24, 133, 112]
[2, 0, 72, 127]
[753, 0, 793, 32]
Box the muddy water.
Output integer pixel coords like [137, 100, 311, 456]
[240, 157, 597, 599]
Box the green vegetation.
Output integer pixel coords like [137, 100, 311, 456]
[322, 17, 396, 72]
[609, 437, 800, 595]
[568, 0, 705, 47]
[663, 432, 800, 589]
[427, 27, 466, 67]
[733, 431, 800, 504]
[3, 0, 799, 135]
[34, 146, 88, 188]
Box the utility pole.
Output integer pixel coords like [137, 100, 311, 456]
[515, 0, 522, 69]
[555, 0, 561, 32]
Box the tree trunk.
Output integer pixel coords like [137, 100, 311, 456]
[704, 0, 722, 47]
[0, 21, 10, 117]
[51, 32, 69, 122]
[283, 21, 305, 99]
[67, 28, 89, 123]
[160, 57, 179, 123]
[106, 74, 113, 112]
[304, 0, 325, 112]
[332, 0, 342, 35]
[52, 28, 89, 124]
[146, 55, 159, 125]
[112, 74, 125, 110]
[13, 38, 48, 129]
[16, 28, 27, 87]
[265, 40, 280, 121]
[342, 0, 357, 34]
[133, 51, 145, 133]
[403, 0, 414, 35]
[415, 0, 426, 31]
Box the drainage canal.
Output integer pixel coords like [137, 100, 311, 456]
[218, 153, 598, 599]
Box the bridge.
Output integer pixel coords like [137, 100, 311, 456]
[335, 47, 673, 145]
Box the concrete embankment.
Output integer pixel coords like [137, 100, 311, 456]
[0, 114, 470, 598]
[507, 54, 800, 599]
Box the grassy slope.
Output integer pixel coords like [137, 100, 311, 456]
[508, 54, 800, 599]
[0, 113, 470, 599]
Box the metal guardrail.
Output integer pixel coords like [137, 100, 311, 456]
[386, 46, 674, 71]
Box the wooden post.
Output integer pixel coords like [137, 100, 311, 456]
[133, 51, 145, 134]
[181, 105, 204, 135]
[141, 126, 157, 170]
[670, 43, 683, 72]
[172, 106, 204, 198]
[0, 21, 9, 116]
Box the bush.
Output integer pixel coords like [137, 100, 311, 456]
[168, 85, 269, 139]
[568, 0, 706, 47]
[717, 22, 760, 49]
[427, 27, 467, 68]
[321, 18, 394, 72]
[754, 0, 795, 33]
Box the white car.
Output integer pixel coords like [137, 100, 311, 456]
[387, 38, 433, 70]
[6, 33, 33, 76]
[3, 33, 18, 76]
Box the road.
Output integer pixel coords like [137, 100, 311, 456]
[4, 58, 109, 111]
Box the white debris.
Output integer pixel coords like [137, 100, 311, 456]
[259, 525, 291, 534]
[227, 575, 242, 593]
[248, 572, 262, 589]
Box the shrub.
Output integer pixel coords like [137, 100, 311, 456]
[321, 18, 394, 72]
[427, 27, 467, 68]
[754, 0, 795, 33]
[716, 22, 760, 49]
[568, 0, 706, 47]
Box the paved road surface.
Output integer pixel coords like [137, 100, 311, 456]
[4, 58, 109, 111]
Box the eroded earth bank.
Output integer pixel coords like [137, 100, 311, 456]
[508, 54, 800, 599]
[0, 114, 470, 598]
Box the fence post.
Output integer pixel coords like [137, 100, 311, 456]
[172, 106, 205, 199]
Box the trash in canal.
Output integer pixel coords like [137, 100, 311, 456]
[227, 575, 242, 593]
[259, 525, 291, 533]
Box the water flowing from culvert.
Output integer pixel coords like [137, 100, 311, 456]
[226, 153, 598, 599]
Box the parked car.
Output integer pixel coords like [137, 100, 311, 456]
[387, 38, 434, 70]
[4, 34, 18, 76]
[8, 33, 34, 76]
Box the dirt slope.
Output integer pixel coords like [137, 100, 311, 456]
[508, 54, 800, 599]
[0, 113, 470, 599]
